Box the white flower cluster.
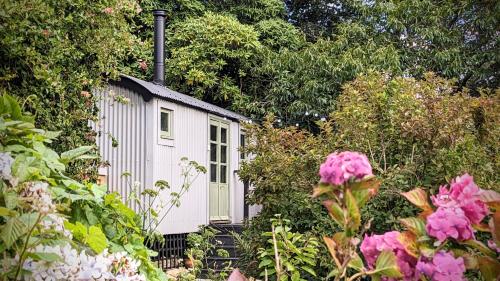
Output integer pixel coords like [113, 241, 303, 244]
[23, 244, 145, 281]
[19, 182, 55, 214]
[40, 214, 72, 238]
[24, 244, 80, 280]
[0, 152, 17, 185]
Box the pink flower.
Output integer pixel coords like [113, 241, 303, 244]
[449, 174, 488, 224]
[319, 151, 372, 186]
[426, 207, 474, 242]
[487, 240, 500, 253]
[360, 231, 417, 280]
[431, 174, 488, 224]
[416, 251, 466, 281]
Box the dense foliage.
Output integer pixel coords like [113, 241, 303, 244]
[0, 0, 146, 179]
[0, 94, 166, 280]
[238, 73, 499, 276]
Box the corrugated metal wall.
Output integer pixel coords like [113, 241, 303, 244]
[93, 84, 247, 234]
[92, 85, 151, 212]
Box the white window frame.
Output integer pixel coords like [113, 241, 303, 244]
[159, 107, 173, 139]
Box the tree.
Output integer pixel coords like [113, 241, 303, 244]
[0, 0, 143, 179]
[166, 12, 261, 105]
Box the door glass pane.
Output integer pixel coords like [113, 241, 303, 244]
[210, 125, 217, 141]
[220, 165, 227, 183]
[210, 143, 217, 162]
[221, 128, 227, 143]
[220, 145, 227, 163]
[210, 164, 217, 182]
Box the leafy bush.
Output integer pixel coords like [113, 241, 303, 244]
[238, 72, 499, 275]
[257, 215, 319, 281]
[183, 226, 231, 281]
[0, 94, 166, 280]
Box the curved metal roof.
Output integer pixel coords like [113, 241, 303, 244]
[114, 75, 248, 122]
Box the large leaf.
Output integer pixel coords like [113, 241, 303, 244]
[461, 239, 496, 258]
[399, 217, 426, 236]
[349, 176, 380, 191]
[370, 250, 402, 278]
[60, 146, 95, 164]
[477, 256, 500, 281]
[347, 252, 364, 271]
[401, 188, 432, 214]
[397, 231, 418, 257]
[312, 183, 333, 198]
[345, 189, 361, 233]
[323, 200, 344, 226]
[87, 226, 108, 254]
[323, 236, 338, 261]
[1, 217, 27, 248]
[27, 252, 62, 262]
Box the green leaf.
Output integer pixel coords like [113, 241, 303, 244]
[399, 217, 426, 236]
[60, 146, 94, 164]
[27, 252, 62, 262]
[370, 250, 402, 278]
[347, 252, 364, 271]
[345, 189, 361, 232]
[312, 182, 333, 197]
[300, 266, 316, 277]
[349, 176, 380, 191]
[1, 217, 27, 248]
[259, 258, 273, 268]
[323, 200, 344, 226]
[0, 207, 17, 217]
[401, 188, 432, 214]
[461, 239, 496, 258]
[87, 226, 108, 254]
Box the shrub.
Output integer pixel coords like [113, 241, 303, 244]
[257, 215, 319, 281]
[0, 94, 166, 280]
[238, 72, 499, 275]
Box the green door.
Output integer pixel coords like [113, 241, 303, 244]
[209, 119, 230, 221]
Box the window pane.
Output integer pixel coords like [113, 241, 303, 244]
[240, 134, 245, 159]
[220, 145, 227, 163]
[210, 143, 217, 162]
[210, 125, 217, 141]
[220, 165, 227, 183]
[160, 111, 169, 132]
[210, 164, 217, 182]
[221, 128, 227, 143]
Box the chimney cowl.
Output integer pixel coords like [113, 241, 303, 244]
[152, 9, 167, 85]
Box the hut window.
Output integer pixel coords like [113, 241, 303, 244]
[160, 108, 172, 139]
[240, 132, 246, 160]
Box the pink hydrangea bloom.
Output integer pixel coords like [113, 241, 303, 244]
[449, 174, 488, 224]
[426, 207, 474, 241]
[416, 251, 466, 281]
[360, 231, 417, 280]
[431, 174, 488, 224]
[319, 151, 372, 186]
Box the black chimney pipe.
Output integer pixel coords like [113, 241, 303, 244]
[153, 10, 167, 85]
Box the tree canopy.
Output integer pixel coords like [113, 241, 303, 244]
[2, 0, 498, 176]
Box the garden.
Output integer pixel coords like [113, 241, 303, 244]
[1, 0, 499, 280]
